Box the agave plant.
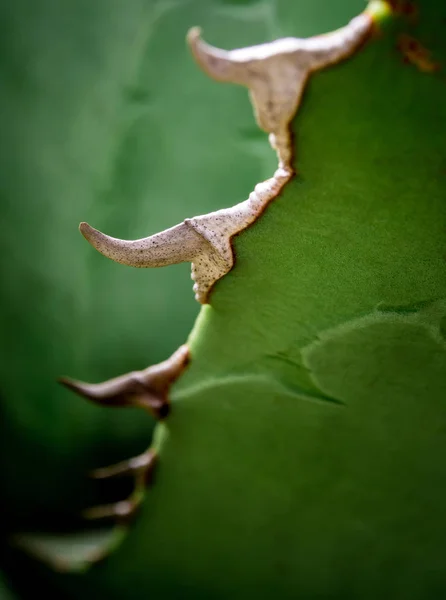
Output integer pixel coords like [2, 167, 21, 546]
[1, 0, 445, 598]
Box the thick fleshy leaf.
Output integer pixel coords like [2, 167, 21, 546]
[3, 0, 446, 598]
[33, 0, 446, 597]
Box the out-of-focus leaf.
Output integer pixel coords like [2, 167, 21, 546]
[10, 527, 126, 573]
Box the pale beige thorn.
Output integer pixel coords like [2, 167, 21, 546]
[78, 168, 291, 304]
[188, 10, 376, 168]
[187, 166, 292, 302]
[299, 12, 373, 72]
[79, 221, 205, 268]
[59, 372, 142, 407]
[187, 27, 250, 84]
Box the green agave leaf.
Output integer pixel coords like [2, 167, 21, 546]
[25, 0, 445, 597]
[4, 0, 446, 598]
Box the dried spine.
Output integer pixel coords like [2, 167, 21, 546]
[60, 344, 189, 420]
[59, 345, 189, 520]
[79, 6, 380, 304]
[188, 11, 374, 168]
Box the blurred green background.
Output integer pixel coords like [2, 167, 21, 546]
[0, 0, 282, 530]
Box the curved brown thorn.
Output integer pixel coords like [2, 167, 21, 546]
[59, 345, 189, 420]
